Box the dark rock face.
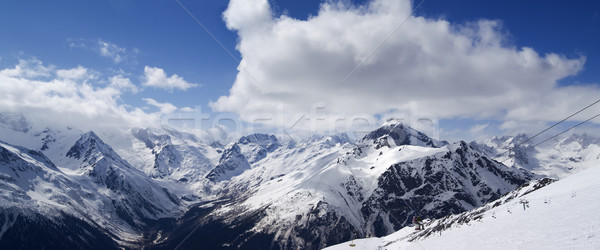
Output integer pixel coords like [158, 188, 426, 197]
[148, 200, 355, 250]
[284, 201, 356, 250]
[146, 202, 279, 250]
[361, 141, 532, 236]
[206, 144, 250, 182]
[0, 207, 120, 250]
[1, 141, 58, 173]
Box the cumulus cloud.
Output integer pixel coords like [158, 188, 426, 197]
[143, 98, 177, 114]
[0, 58, 53, 78]
[109, 75, 139, 93]
[56, 65, 94, 80]
[0, 59, 162, 131]
[142, 66, 199, 91]
[211, 0, 599, 134]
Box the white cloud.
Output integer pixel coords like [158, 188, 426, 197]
[223, 0, 272, 31]
[98, 40, 128, 63]
[469, 123, 489, 134]
[142, 66, 199, 91]
[109, 75, 138, 93]
[56, 65, 93, 80]
[180, 107, 195, 112]
[0, 59, 164, 131]
[143, 98, 177, 114]
[68, 38, 138, 64]
[211, 0, 599, 134]
[0, 58, 53, 78]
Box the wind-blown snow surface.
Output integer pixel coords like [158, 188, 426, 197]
[325, 164, 600, 250]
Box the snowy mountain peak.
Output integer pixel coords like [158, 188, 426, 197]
[66, 131, 127, 166]
[490, 133, 530, 148]
[361, 122, 443, 149]
[234, 133, 281, 164]
[205, 143, 250, 182]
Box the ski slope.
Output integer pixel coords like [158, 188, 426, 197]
[326, 164, 600, 250]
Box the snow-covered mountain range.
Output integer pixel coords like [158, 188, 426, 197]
[472, 133, 600, 178]
[0, 112, 598, 249]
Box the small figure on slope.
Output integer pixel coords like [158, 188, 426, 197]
[413, 215, 424, 230]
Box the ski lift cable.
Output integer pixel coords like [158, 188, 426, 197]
[530, 113, 600, 149]
[498, 112, 600, 164]
[494, 98, 600, 160]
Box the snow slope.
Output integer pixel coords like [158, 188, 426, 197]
[326, 164, 600, 250]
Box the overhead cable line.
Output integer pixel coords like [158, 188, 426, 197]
[494, 98, 600, 160]
[530, 112, 600, 149]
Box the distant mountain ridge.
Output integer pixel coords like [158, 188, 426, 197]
[472, 133, 600, 178]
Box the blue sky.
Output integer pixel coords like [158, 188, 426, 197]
[0, 0, 239, 109]
[0, 0, 599, 141]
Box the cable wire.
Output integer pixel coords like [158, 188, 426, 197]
[494, 98, 600, 160]
[530, 113, 600, 149]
